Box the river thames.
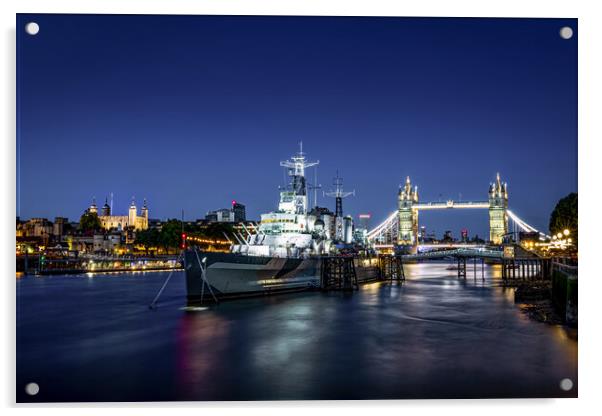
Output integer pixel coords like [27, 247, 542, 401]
[16, 263, 577, 402]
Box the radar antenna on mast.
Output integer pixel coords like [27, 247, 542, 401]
[307, 164, 321, 209]
[324, 170, 355, 217]
[279, 144, 319, 214]
[324, 171, 355, 241]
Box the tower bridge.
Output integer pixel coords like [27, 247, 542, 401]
[367, 173, 549, 247]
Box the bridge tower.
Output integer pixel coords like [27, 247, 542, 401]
[398, 176, 419, 245]
[488, 173, 508, 244]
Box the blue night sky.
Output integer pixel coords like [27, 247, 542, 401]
[17, 14, 577, 238]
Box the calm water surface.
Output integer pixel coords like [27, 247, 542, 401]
[16, 263, 577, 402]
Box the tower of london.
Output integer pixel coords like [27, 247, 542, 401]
[88, 197, 148, 231]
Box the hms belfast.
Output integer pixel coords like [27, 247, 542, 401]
[184, 146, 380, 302]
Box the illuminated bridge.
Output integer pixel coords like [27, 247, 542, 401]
[401, 247, 503, 260]
[367, 173, 550, 249]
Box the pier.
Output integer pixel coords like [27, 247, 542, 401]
[320, 255, 405, 291]
[454, 257, 486, 279]
[320, 256, 358, 291]
[501, 257, 551, 282]
[378, 255, 406, 282]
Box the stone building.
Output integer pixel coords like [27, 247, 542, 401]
[88, 197, 149, 231]
[21, 218, 53, 238]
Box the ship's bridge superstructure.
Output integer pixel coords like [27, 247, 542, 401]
[276, 142, 318, 215]
[233, 145, 331, 257]
[259, 212, 306, 235]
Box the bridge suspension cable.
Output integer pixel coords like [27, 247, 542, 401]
[506, 209, 550, 239]
[366, 208, 551, 244]
[366, 211, 398, 242]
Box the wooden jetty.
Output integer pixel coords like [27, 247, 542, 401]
[320, 255, 404, 291]
[320, 256, 359, 291]
[501, 257, 552, 283]
[378, 255, 405, 282]
[455, 257, 487, 279]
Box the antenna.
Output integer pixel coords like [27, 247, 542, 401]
[305, 164, 322, 209]
[324, 170, 355, 217]
[314, 165, 319, 207]
[324, 171, 355, 242]
[110, 192, 113, 213]
[308, 184, 322, 210]
[279, 145, 319, 214]
[280, 144, 318, 174]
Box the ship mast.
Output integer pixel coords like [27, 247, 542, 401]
[324, 171, 355, 241]
[280, 142, 319, 215]
[307, 165, 321, 209]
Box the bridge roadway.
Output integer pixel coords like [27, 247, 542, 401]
[374, 243, 489, 250]
[418, 243, 487, 249]
[414, 200, 489, 210]
[401, 247, 503, 260]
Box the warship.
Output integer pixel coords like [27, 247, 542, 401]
[184, 146, 379, 302]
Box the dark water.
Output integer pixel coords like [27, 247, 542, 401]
[16, 263, 577, 402]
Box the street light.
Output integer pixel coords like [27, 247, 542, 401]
[557, 232, 563, 239]
[563, 229, 570, 236]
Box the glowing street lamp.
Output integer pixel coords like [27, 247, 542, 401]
[557, 232, 563, 239]
[563, 229, 570, 236]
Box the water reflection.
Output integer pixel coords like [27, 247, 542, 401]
[177, 312, 231, 399]
[17, 264, 577, 402]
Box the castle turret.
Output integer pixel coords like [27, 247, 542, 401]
[128, 197, 137, 227]
[89, 197, 98, 215]
[101, 197, 111, 216]
[141, 198, 149, 229]
[141, 198, 148, 220]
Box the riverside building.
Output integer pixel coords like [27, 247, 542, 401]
[88, 197, 149, 231]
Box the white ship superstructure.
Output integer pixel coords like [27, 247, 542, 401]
[231, 145, 332, 257]
[184, 145, 379, 302]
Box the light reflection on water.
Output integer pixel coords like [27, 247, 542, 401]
[17, 264, 577, 402]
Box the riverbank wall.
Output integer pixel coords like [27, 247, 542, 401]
[551, 264, 578, 326]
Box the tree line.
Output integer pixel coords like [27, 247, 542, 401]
[77, 211, 236, 254]
[549, 192, 577, 247]
[134, 220, 235, 254]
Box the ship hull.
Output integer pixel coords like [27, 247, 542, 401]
[184, 250, 321, 302]
[184, 250, 381, 302]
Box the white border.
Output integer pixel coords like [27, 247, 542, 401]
[2, 0, 601, 414]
